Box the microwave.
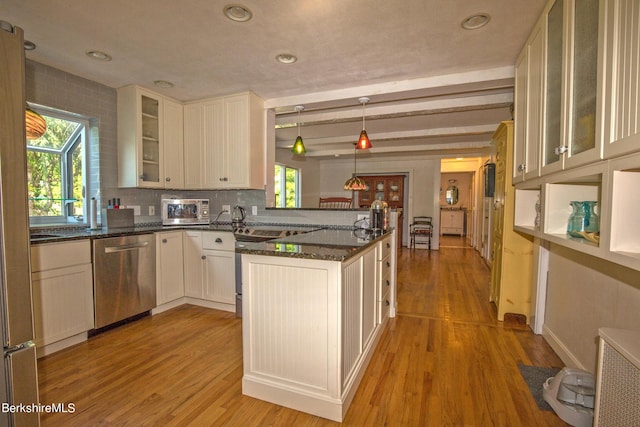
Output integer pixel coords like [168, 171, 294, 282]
[161, 198, 210, 225]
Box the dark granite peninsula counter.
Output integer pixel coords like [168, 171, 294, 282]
[240, 229, 396, 422]
[235, 228, 389, 261]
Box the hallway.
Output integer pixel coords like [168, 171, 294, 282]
[37, 243, 568, 426]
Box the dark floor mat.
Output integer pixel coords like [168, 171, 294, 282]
[518, 364, 561, 411]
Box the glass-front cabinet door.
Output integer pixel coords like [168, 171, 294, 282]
[140, 94, 162, 186]
[542, 0, 564, 175]
[542, 0, 603, 175]
[564, 0, 601, 168]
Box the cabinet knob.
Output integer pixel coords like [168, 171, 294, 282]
[385, 300, 390, 306]
[162, 239, 167, 243]
[386, 261, 391, 268]
[139, 174, 145, 180]
[166, 177, 171, 182]
[215, 238, 223, 243]
[386, 279, 390, 287]
[201, 255, 206, 260]
[219, 177, 228, 182]
[517, 163, 526, 172]
[386, 242, 391, 248]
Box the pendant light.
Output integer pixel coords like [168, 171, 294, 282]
[291, 105, 306, 155]
[356, 97, 372, 150]
[344, 143, 367, 191]
[25, 107, 47, 140]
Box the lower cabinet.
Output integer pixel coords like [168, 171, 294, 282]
[30, 240, 94, 356]
[156, 231, 184, 305]
[182, 230, 235, 311]
[241, 234, 393, 422]
[440, 209, 465, 236]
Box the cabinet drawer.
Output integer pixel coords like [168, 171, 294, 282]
[377, 297, 391, 324]
[377, 271, 391, 300]
[378, 237, 392, 260]
[31, 240, 91, 272]
[202, 232, 235, 251]
[378, 256, 391, 279]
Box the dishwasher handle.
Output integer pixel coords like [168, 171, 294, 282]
[104, 241, 149, 253]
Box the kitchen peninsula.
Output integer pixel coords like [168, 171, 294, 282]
[237, 229, 396, 422]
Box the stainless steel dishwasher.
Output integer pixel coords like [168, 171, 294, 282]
[93, 234, 156, 328]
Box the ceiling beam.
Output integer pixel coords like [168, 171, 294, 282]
[265, 66, 514, 110]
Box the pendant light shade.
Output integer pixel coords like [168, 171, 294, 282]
[356, 97, 372, 149]
[291, 105, 306, 155]
[25, 107, 46, 140]
[344, 143, 367, 190]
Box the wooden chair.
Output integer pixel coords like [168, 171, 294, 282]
[319, 197, 352, 208]
[410, 216, 432, 250]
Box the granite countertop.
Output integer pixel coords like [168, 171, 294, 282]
[29, 224, 236, 244]
[30, 224, 391, 263]
[235, 228, 390, 262]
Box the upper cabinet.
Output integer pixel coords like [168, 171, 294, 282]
[513, 17, 545, 183]
[513, 0, 640, 271]
[119, 87, 265, 190]
[117, 85, 184, 189]
[541, 0, 602, 175]
[183, 92, 265, 190]
[514, 0, 606, 182]
[600, 0, 640, 158]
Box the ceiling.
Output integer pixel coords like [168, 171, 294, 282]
[1, 0, 546, 159]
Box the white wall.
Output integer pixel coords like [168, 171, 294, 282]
[317, 155, 440, 248]
[543, 245, 640, 373]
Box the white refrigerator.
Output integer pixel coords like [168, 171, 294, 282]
[0, 21, 41, 426]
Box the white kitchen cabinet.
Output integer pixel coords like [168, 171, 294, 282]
[30, 240, 94, 356]
[117, 85, 184, 189]
[183, 230, 205, 298]
[162, 98, 184, 188]
[377, 236, 393, 324]
[156, 231, 184, 305]
[440, 209, 465, 236]
[600, 0, 640, 159]
[203, 246, 235, 305]
[183, 99, 223, 189]
[541, 0, 604, 175]
[242, 235, 392, 422]
[514, 16, 545, 183]
[183, 92, 265, 189]
[182, 230, 235, 311]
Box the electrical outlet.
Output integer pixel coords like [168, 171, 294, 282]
[222, 204, 230, 213]
[251, 205, 258, 216]
[149, 205, 155, 216]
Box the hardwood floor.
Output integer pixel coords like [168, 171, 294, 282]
[38, 245, 568, 426]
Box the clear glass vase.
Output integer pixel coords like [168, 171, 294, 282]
[583, 201, 599, 233]
[567, 201, 587, 237]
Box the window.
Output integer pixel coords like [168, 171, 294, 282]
[26, 107, 87, 223]
[274, 164, 300, 208]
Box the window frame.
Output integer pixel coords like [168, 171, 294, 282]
[27, 105, 89, 225]
[274, 163, 301, 208]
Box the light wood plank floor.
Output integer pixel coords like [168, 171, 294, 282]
[38, 245, 568, 426]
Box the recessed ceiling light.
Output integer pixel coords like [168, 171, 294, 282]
[23, 40, 36, 51]
[86, 50, 112, 61]
[461, 14, 490, 30]
[276, 53, 297, 64]
[223, 4, 252, 22]
[154, 80, 174, 88]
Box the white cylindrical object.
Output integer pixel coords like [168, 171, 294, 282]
[90, 197, 98, 229]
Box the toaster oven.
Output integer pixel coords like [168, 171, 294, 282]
[161, 198, 210, 225]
